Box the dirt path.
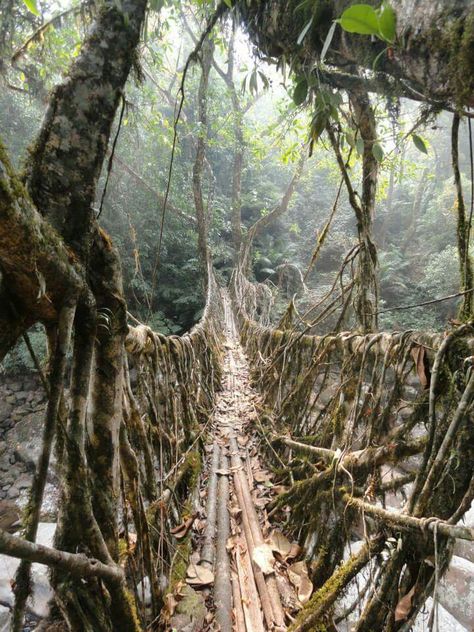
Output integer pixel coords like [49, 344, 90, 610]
[167, 294, 307, 631]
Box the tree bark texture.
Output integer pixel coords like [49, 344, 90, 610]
[193, 38, 215, 278]
[237, 0, 474, 107]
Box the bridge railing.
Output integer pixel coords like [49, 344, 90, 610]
[231, 266, 474, 631]
[118, 265, 224, 620]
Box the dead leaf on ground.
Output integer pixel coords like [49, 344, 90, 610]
[229, 504, 242, 518]
[288, 561, 313, 604]
[254, 470, 273, 483]
[237, 435, 249, 446]
[216, 468, 230, 476]
[252, 543, 276, 574]
[269, 530, 302, 562]
[394, 585, 416, 622]
[226, 534, 240, 551]
[272, 485, 289, 496]
[186, 564, 214, 587]
[170, 516, 194, 540]
[163, 592, 178, 619]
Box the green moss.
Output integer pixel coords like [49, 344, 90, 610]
[290, 545, 368, 631]
[121, 588, 141, 631]
[168, 534, 192, 591]
[167, 450, 201, 592]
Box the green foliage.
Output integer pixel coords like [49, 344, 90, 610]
[412, 133, 428, 154]
[372, 142, 384, 163]
[22, 0, 39, 16]
[293, 79, 308, 106]
[337, 2, 396, 43]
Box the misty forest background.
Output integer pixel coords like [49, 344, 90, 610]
[0, 0, 470, 372]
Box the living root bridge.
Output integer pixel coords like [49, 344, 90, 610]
[231, 266, 474, 631]
[0, 268, 225, 630]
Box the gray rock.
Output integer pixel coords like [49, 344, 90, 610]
[0, 455, 11, 472]
[6, 412, 53, 470]
[0, 523, 55, 618]
[438, 556, 474, 630]
[0, 402, 12, 422]
[0, 604, 10, 632]
[16, 474, 32, 490]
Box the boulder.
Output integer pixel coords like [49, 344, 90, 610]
[0, 605, 10, 632]
[412, 597, 466, 632]
[0, 523, 56, 618]
[438, 556, 474, 630]
[0, 402, 12, 422]
[5, 412, 54, 470]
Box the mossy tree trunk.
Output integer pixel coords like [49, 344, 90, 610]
[0, 0, 149, 629]
[326, 88, 378, 332]
[452, 113, 474, 321]
[237, 0, 474, 108]
[193, 37, 215, 279]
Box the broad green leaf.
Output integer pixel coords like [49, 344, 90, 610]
[258, 70, 270, 90]
[356, 137, 364, 156]
[372, 142, 384, 163]
[321, 21, 337, 63]
[412, 134, 428, 154]
[223, 0, 233, 8]
[345, 131, 356, 148]
[149, 0, 165, 10]
[249, 70, 258, 95]
[338, 4, 379, 35]
[297, 16, 314, 45]
[22, 0, 39, 16]
[310, 111, 327, 142]
[377, 2, 396, 43]
[293, 79, 308, 106]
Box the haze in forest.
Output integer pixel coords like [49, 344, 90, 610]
[0, 1, 473, 632]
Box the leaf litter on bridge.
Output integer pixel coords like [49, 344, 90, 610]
[164, 296, 312, 630]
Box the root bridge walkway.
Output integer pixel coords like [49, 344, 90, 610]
[167, 294, 304, 631]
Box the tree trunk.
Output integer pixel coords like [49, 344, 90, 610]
[227, 19, 245, 256]
[452, 113, 474, 320]
[237, 0, 474, 108]
[1, 1, 149, 629]
[193, 38, 215, 278]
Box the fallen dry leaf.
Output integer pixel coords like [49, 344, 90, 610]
[394, 585, 416, 622]
[288, 561, 313, 604]
[269, 530, 302, 562]
[170, 516, 194, 540]
[186, 564, 214, 587]
[254, 470, 272, 483]
[272, 485, 289, 496]
[410, 345, 430, 389]
[229, 505, 242, 518]
[163, 592, 178, 619]
[252, 543, 275, 575]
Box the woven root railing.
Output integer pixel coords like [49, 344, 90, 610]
[121, 270, 225, 625]
[231, 267, 474, 632]
[2, 268, 224, 632]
